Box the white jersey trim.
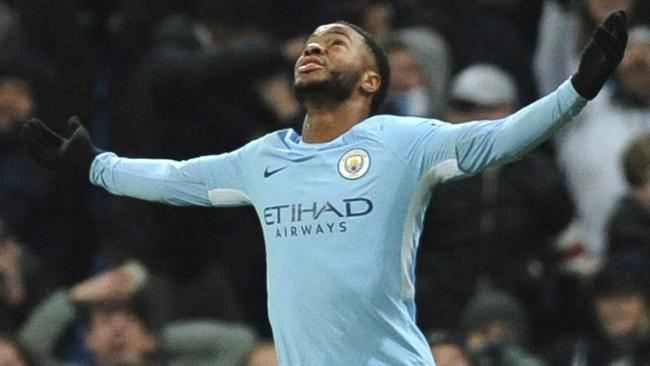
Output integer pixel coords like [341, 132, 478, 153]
[207, 188, 252, 206]
[400, 159, 463, 299]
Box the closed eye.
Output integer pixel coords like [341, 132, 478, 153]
[330, 39, 347, 47]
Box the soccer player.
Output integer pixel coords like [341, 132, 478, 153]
[22, 12, 628, 366]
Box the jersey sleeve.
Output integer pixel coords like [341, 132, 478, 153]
[383, 78, 587, 180]
[90, 145, 253, 207]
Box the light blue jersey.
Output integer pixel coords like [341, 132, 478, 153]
[91, 80, 586, 365]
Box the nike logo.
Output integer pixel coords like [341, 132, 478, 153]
[264, 165, 288, 178]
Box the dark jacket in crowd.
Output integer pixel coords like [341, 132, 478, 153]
[548, 334, 650, 366]
[416, 150, 573, 341]
[607, 194, 650, 270]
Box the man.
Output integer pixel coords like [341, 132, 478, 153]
[607, 133, 650, 270]
[382, 38, 432, 117]
[22, 13, 627, 366]
[427, 330, 471, 366]
[547, 264, 650, 365]
[18, 261, 256, 366]
[460, 290, 544, 366]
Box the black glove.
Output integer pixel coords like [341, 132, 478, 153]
[571, 10, 628, 100]
[21, 116, 103, 181]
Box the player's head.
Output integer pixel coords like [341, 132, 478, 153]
[294, 21, 390, 115]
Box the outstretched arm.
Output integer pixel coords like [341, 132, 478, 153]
[90, 153, 213, 206]
[385, 11, 628, 180]
[455, 10, 627, 173]
[21, 117, 243, 207]
[454, 79, 586, 173]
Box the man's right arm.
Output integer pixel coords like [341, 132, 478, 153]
[90, 149, 252, 207]
[90, 153, 213, 206]
[22, 117, 253, 207]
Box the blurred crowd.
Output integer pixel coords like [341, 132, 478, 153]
[0, 0, 650, 365]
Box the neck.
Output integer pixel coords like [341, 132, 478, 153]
[301, 98, 371, 143]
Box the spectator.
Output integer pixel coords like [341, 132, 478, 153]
[382, 38, 432, 117]
[361, 1, 452, 118]
[0, 2, 99, 285]
[18, 261, 256, 366]
[554, 24, 650, 260]
[607, 133, 650, 270]
[395, 25, 452, 118]
[460, 290, 545, 366]
[0, 62, 47, 230]
[0, 219, 53, 331]
[356, 3, 452, 118]
[428, 329, 473, 366]
[417, 65, 574, 347]
[0, 58, 96, 286]
[0, 62, 62, 326]
[547, 264, 650, 365]
[445, 64, 518, 121]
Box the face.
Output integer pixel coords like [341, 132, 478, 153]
[595, 294, 648, 342]
[294, 23, 378, 107]
[247, 342, 278, 366]
[388, 48, 423, 92]
[0, 340, 27, 366]
[85, 309, 157, 366]
[0, 77, 34, 132]
[431, 344, 471, 366]
[585, 0, 633, 23]
[617, 42, 650, 103]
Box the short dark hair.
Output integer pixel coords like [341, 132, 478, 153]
[335, 21, 390, 115]
[623, 133, 650, 188]
[592, 265, 649, 301]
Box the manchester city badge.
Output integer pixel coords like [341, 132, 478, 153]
[338, 148, 370, 180]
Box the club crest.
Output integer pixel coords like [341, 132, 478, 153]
[338, 149, 370, 180]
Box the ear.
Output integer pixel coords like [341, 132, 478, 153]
[360, 70, 381, 95]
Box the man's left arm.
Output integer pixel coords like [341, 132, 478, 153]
[454, 79, 585, 173]
[21, 117, 236, 207]
[455, 10, 627, 174]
